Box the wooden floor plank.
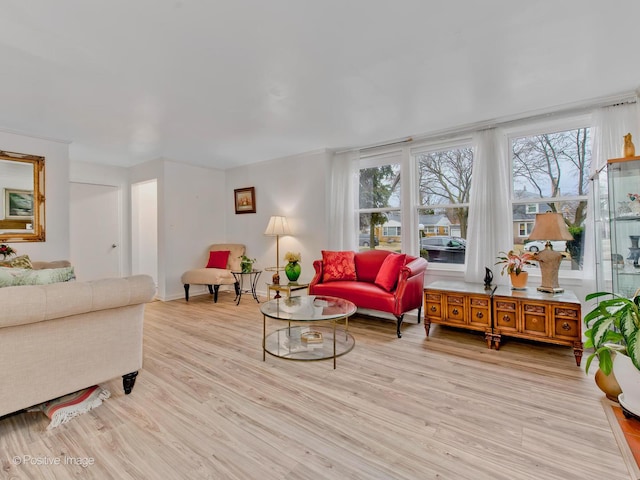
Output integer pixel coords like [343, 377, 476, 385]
[0, 292, 632, 479]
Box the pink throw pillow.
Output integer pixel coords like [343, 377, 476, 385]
[374, 253, 406, 292]
[206, 250, 230, 269]
[322, 250, 357, 282]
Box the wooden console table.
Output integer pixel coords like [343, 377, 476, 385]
[424, 281, 583, 366]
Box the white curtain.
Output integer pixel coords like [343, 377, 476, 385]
[327, 150, 359, 251]
[465, 128, 512, 285]
[583, 101, 640, 290]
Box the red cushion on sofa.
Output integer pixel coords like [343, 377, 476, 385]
[374, 253, 406, 292]
[322, 250, 357, 282]
[206, 250, 230, 269]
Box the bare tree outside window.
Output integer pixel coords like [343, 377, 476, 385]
[359, 163, 401, 251]
[512, 127, 591, 269]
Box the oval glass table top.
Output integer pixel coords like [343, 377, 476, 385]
[260, 295, 357, 322]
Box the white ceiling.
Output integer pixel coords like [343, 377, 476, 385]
[1, 1, 639, 169]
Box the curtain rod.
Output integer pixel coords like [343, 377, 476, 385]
[334, 90, 638, 154]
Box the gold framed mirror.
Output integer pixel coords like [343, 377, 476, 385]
[0, 150, 45, 242]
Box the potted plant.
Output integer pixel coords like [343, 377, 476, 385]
[584, 289, 640, 414]
[495, 250, 535, 289]
[238, 255, 256, 273]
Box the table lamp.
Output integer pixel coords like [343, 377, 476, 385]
[527, 212, 574, 293]
[264, 215, 291, 285]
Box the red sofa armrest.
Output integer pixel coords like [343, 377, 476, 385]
[393, 257, 428, 317]
[309, 259, 324, 289]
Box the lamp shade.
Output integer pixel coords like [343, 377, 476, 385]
[528, 213, 574, 241]
[264, 216, 291, 236]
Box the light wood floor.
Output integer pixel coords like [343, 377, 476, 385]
[0, 292, 632, 480]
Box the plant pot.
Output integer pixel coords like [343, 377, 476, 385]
[595, 367, 622, 402]
[284, 262, 301, 282]
[613, 353, 640, 415]
[509, 271, 528, 290]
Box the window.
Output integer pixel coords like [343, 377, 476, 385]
[358, 153, 401, 252]
[415, 144, 473, 264]
[518, 222, 534, 237]
[511, 124, 591, 271]
[525, 204, 539, 214]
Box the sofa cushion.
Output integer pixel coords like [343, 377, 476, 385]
[322, 250, 357, 283]
[206, 250, 230, 269]
[0, 266, 75, 288]
[374, 253, 406, 292]
[0, 254, 33, 269]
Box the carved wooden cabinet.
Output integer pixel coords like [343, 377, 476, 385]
[423, 281, 583, 366]
[424, 281, 493, 346]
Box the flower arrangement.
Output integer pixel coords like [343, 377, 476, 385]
[0, 244, 17, 259]
[284, 251, 301, 263]
[495, 250, 535, 276]
[629, 193, 640, 202]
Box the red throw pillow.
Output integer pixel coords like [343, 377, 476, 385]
[374, 253, 406, 292]
[206, 250, 230, 269]
[322, 250, 357, 282]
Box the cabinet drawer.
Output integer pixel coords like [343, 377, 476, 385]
[494, 299, 517, 332]
[445, 294, 465, 323]
[522, 303, 548, 336]
[554, 318, 580, 340]
[469, 297, 490, 327]
[424, 292, 442, 319]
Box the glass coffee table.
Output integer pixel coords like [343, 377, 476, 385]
[260, 295, 356, 369]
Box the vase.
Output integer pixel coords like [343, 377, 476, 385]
[595, 367, 623, 402]
[509, 271, 528, 290]
[284, 261, 301, 282]
[613, 352, 640, 417]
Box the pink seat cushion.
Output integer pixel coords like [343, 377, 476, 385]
[206, 250, 230, 269]
[374, 253, 406, 292]
[322, 250, 357, 282]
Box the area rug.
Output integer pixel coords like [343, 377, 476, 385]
[29, 385, 111, 430]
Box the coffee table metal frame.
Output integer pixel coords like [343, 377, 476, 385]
[260, 295, 356, 369]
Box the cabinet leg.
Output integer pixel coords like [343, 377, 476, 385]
[492, 334, 501, 350]
[484, 332, 493, 349]
[573, 342, 583, 367]
[424, 319, 431, 338]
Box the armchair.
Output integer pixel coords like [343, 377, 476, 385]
[181, 244, 245, 302]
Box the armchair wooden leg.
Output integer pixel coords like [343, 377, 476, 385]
[395, 314, 404, 338]
[122, 371, 138, 395]
[417, 306, 422, 324]
[213, 285, 220, 303]
[184, 284, 190, 302]
[234, 282, 240, 296]
[207, 285, 214, 295]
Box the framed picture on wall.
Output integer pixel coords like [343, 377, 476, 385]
[234, 187, 256, 214]
[5, 189, 34, 219]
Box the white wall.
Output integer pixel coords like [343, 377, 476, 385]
[129, 159, 227, 300]
[0, 131, 70, 261]
[225, 149, 331, 294]
[131, 179, 158, 286]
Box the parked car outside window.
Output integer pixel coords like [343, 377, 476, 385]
[359, 233, 380, 247]
[524, 240, 567, 253]
[420, 236, 465, 264]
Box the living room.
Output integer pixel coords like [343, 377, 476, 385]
[2, 2, 640, 478]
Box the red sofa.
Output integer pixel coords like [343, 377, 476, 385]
[309, 250, 428, 337]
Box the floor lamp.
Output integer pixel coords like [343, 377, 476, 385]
[528, 212, 574, 293]
[264, 215, 291, 285]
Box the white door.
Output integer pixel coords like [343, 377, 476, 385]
[70, 182, 121, 281]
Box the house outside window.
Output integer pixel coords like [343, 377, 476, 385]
[510, 119, 591, 270]
[414, 143, 472, 265]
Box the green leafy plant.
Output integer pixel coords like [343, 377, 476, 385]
[583, 290, 640, 375]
